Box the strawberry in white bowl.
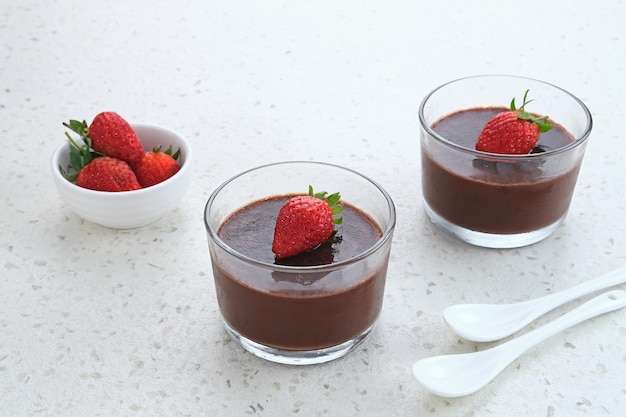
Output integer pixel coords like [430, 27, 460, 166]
[51, 112, 193, 228]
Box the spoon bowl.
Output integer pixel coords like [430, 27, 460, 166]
[443, 266, 626, 342]
[414, 290, 626, 397]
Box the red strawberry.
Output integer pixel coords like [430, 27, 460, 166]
[63, 112, 144, 164]
[476, 90, 554, 154]
[75, 156, 142, 192]
[272, 187, 343, 259]
[132, 145, 181, 187]
[87, 112, 145, 163]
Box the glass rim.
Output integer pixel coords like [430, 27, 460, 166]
[203, 160, 397, 272]
[418, 74, 594, 160]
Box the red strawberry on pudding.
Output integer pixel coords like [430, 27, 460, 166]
[476, 90, 554, 154]
[272, 187, 343, 259]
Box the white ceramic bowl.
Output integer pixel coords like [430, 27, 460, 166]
[51, 123, 193, 229]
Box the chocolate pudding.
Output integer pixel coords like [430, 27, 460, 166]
[213, 196, 387, 350]
[422, 107, 578, 234]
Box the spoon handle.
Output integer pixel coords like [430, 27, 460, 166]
[535, 265, 626, 312]
[494, 290, 626, 364]
[512, 265, 626, 330]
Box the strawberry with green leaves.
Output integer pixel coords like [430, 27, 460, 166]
[63, 112, 145, 164]
[272, 186, 343, 259]
[132, 145, 181, 187]
[61, 121, 100, 183]
[476, 90, 554, 154]
[62, 112, 143, 191]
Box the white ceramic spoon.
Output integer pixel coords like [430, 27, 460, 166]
[443, 265, 626, 342]
[413, 290, 626, 398]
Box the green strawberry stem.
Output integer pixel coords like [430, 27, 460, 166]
[309, 185, 343, 225]
[153, 144, 181, 160]
[61, 119, 102, 182]
[511, 90, 555, 133]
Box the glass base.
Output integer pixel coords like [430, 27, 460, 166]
[223, 321, 376, 365]
[423, 201, 564, 249]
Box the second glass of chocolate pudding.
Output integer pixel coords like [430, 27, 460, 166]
[204, 161, 396, 365]
[419, 75, 592, 248]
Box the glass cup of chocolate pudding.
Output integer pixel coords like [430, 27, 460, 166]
[204, 161, 396, 365]
[419, 75, 592, 248]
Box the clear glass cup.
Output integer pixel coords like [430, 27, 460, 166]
[204, 161, 396, 365]
[419, 75, 592, 248]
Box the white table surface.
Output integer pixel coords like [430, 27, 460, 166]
[2, 0, 625, 415]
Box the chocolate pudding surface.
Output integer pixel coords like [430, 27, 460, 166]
[432, 107, 573, 153]
[423, 107, 579, 234]
[219, 196, 381, 266]
[213, 196, 387, 350]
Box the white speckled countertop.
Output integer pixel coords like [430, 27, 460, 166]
[2, 0, 625, 415]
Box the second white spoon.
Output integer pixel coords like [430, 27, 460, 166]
[443, 265, 626, 342]
[414, 290, 626, 398]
